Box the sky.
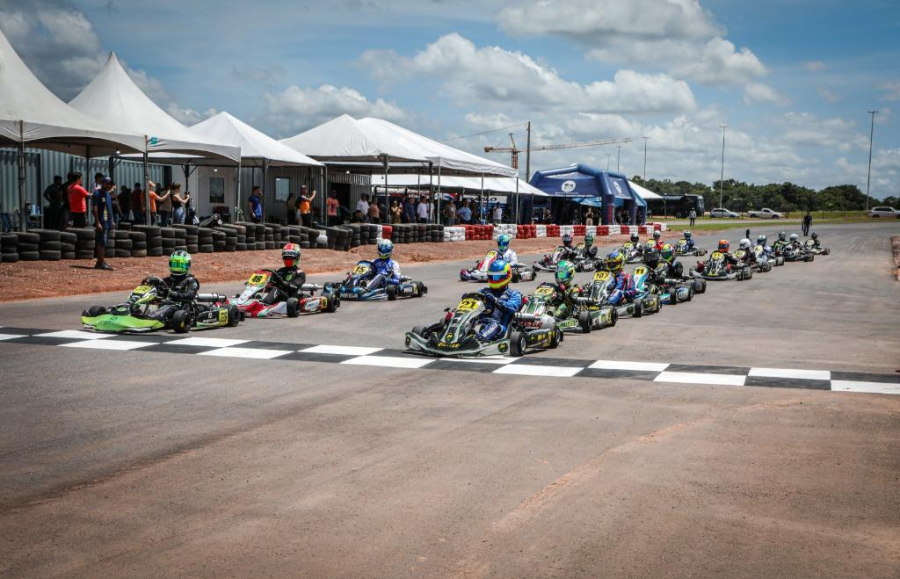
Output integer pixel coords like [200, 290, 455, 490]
[1, 0, 898, 198]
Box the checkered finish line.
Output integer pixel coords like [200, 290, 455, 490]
[1, 327, 898, 396]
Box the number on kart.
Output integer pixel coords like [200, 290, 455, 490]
[352, 265, 369, 275]
[133, 285, 151, 294]
[248, 273, 268, 285]
[593, 271, 611, 281]
[711, 251, 724, 259]
[534, 286, 554, 296]
[457, 298, 480, 312]
[218, 309, 228, 324]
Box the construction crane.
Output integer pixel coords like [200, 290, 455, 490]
[485, 135, 634, 171]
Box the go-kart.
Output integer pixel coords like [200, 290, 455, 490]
[781, 244, 814, 263]
[405, 292, 560, 357]
[804, 239, 830, 256]
[578, 269, 660, 318]
[649, 263, 705, 304]
[82, 276, 240, 333]
[619, 241, 644, 264]
[570, 243, 599, 272]
[691, 251, 753, 280]
[755, 244, 784, 267]
[533, 245, 577, 273]
[735, 248, 771, 273]
[334, 260, 426, 301]
[673, 239, 708, 257]
[518, 282, 615, 334]
[460, 250, 535, 283]
[228, 269, 339, 318]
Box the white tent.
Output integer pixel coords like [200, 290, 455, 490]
[369, 174, 547, 196]
[628, 180, 662, 200]
[0, 31, 145, 229]
[190, 112, 322, 168]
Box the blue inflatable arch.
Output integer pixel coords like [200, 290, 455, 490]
[528, 164, 646, 225]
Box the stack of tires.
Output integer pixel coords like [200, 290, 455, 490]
[425, 224, 444, 242]
[211, 229, 227, 252]
[174, 224, 200, 253]
[128, 230, 148, 258]
[15, 231, 39, 261]
[71, 228, 96, 259]
[1, 233, 19, 263]
[197, 227, 214, 253]
[218, 224, 245, 251]
[134, 225, 163, 257]
[113, 229, 131, 257]
[59, 231, 77, 259]
[264, 225, 276, 249]
[161, 227, 187, 253]
[30, 229, 63, 261]
[254, 224, 266, 250]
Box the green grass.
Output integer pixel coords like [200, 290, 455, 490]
[666, 217, 872, 232]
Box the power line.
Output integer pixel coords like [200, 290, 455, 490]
[441, 122, 529, 143]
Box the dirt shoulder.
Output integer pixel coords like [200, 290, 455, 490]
[0, 232, 692, 302]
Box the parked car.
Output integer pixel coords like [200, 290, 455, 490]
[747, 207, 784, 219]
[868, 206, 900, 218]
[709, 207, 740, 219]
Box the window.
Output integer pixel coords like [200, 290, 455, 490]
[275, 177, 291, 201]
[209, 177, 225, 204]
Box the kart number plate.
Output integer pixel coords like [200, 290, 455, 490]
[634, 267, 647, 275]
[218, 309, 228, 324]
[534, 286, 554, 296]
[457, 298, 480, 312]
[133, 285, 151, 295]
[248, 273, 268, 285]
[352, 264, 369, 275]
[711, 252, 724, 259]
[593, 271, 611, 281]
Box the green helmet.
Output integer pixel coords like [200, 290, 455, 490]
[555, 260, 575, 285]
[584, 232, 594, 247]
[660, 243, 675, 263]
[169, 250, 192, 276]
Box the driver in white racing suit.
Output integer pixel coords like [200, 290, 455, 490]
[496, 233, 518, 266]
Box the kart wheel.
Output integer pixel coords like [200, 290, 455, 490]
[286, 297, 300, 318]
[692, 278, 706, 294]
[509, 331, 526, 357]
[669, 292, 678, 305]
[608, 307, 618, 327]
[550, 327, 562, 349]
[227, 306, 241, 327]
[326, 296, 339, 313]
[743, 267, 753, 279]
[685, 286, 694, 302]
[806, 254, 814, 262]
[633, 299, 643, 318]
[823, 248, 830, 256]
[415, 282, 426, 297]
[578, 311, 592, 333]
[172, 310, 191, 334]
[512, 270, 520, 283]
[412, 325, 428, 338]
[386, 285, 398, 301]
[86, 305, 107, 317]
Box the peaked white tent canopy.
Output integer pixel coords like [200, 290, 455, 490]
[628, 180, 662, 200]
[280, 114, 516, 177]
[369, 174, 547, 196]
[190, 112, 322, 168]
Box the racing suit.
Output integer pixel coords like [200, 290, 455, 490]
[607, 271, 637, 306]
[153, 274, 200, 321]
[579, 245, 599, 262]
[772, 240, 788, 255]
[681, 238, 696, 252]
[263, 266, 308, 305]
[546, 283, 582, 319]
[808, 239, 821, 250]
[476, 287, 522, 342]
[366, 257, 402, 291]
[498, 248, 519, 267]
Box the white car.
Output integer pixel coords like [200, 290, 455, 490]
[709, 208, 740, 218]
[747, 207, 784, 219]
[868, 206, 900, 218]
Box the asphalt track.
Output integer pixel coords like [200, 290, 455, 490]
[1, 222, 898, 578]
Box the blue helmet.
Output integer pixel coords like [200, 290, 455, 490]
[487, 258, 512, 290]
[562, 232, 573, 247]
[377, 239, 394, 258]
[497, 233, 511, 253]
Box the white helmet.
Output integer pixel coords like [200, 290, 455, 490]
[738, 238, 752, 250]
[789, 233, 798, 241]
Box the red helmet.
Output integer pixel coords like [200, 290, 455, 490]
[718, 239, 730, 252]
[282, 243, 301, 267]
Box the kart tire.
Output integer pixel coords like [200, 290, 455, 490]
[669, 291, 678, 305]
[609, 307, 618, 327]
[286, 297, 300, 318]
[550, 327, 562, 348]
[86, 305, 107, 317]
[416, 282, 426, 297]
[227, 306, 241, 327]
[692, 278, 706, 294]
[823, 248, 830, 256]
[633, 299, 643, 318]
[412, 325, 428, 338]
[685, 286, 694, 302]
[19, 251, 40, 261]
[327, 296, 339, 313]
[509, 331, 526, 357]
[743, 267, 753, 279]
[39, 250, 61, 261]
[578, 311, 592, 333]
[172, 310, 191, 333]
[806, 254, 814, 262]
[386, 284, 398, 301]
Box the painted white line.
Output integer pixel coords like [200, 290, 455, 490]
[589, 360, 669, 372]
[37, 330, 110, 340]
[749, 368, 831, 380]
[60, 339, 156, 351]
[655, 371, 746, 387]
[0, 333, 25, 341]
[166, 337, 248, 348]
[444, 356, 517, 365]
[341, 355, 432, 369]
[831, 380, 900, 395]
[303, 345, 382, 356]
[494, 365, 583, 378]
[199, 347, 291, 360]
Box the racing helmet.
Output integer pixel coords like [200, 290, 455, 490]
[718, 239, 730, 252]
[778, 231, 787, 241]
[497, 233, 511, 253]
[282, 243, 301, 268]
[630, 232, 639, 243]
[789, 233, 798, 242]
[652, 230, 661, 240]
[605, 251, 625, 273]
[684, 230, 692, 240]
[377, 239, 394, 259]
[756, 234, 767, 245]
[169, 250, 191, 277]
[584, 232, 594, 247]
[487, 259, 512, 290]
[660, 243, 675, 263]
[555, 260, 575, 286]
[739, 238, 752, 251]
[562, 232, 573, 247]
[643, 247, 660, 268]
[811, 231, 818, 240]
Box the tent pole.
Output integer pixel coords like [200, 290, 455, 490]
[17, 121, 26, 232]
[142, 138, 151, 226]
[262, 159, 269, 223]
[515, 177, 520, 224]
[480, 173, 484, 226]
[321, 166, 327, 227]
[383, 155, 389, 226]
[235, 159, 242, 223]
[436, 164, 441, 225]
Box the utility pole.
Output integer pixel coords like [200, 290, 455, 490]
[525, 121, 531, 182]
[719, 125, 728, 208]
[642, 136, 648, 182]
[616, 146, 621, 172]
[606, 152, 611, 171]
[866, 111, 878, 213]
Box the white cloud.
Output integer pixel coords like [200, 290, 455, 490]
[816, 87, 843, 103]
[802, 60, 827, 72]
[879, 81, 900, 102]
[743, 83, 792, 106]
[671, 38, 767, 85]
[361, 33, 696, 114]
[261, 84, 406, 135]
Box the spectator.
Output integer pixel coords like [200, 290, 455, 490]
[298, 185, 316, 227]
[67, 171, 90, 228]
[285, 192, 298, 225]
[117, 185, 131, 223]
[154, 183, 173, 226]
[326, 190, 339, 226]
[689, 208, 697, 227]
[350, 209, 365, 223]
[150, 182, 170, 225]
[637, 207, 646, 225]
[417, 196, 429, 224]
[248, 186, 263, 223]
[92, 177, 115, 270]
[368, 197, 381, 223]
[131, 182, 145, 224]
[356, 193, 370, 223]
[42, 175, 65, 230]
[172, 184, 190, 224]
[390, 199, 402, 224]
[493, 203, 503, 224]
[584, 207, 595, 226]
[802, 211, 812, 236]
[458, 199, 472, 224]
[401, 193, 414, 224]
[443, 198, 456, 226]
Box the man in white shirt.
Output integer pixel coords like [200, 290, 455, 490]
[493, 203, 503, 224]
[417, 197, 429, 223]
[356, 194, 370, 223]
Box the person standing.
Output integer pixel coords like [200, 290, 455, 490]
[368, 197, 381, 224]
[117, 185, 132, 223]
[689, 208, 697, 227]
[390, 199, 402, 224]
[458, 199, 471, 224]
[416, 196, 429, 224]
[67, 172, 91, 228]
[153, 182, 173, 226]
[356, 194, 370, 223]
[91, 177, 115, 270]
[326, 190, 339, 226]
[149, 182, 169, 225]
[172, 184, 190, 224]
[493, 203, 503, 224]
[42, 175, 65, 230]
[802, 212, 812, 236]
[298, 185, 316, 227]
[248, 186, 263, 224]
[131, 182, 145, 224]
[285, 192, 298, 225]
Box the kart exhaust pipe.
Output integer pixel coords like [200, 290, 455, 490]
[195, 293, 227, 303]
[516, 313, 539, 323]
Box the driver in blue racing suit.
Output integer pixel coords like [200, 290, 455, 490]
[681, 230, 696, 252]
[604, 251, 636, 306]
[366, 239, 402, 291]
[476, 259, 522, 342]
